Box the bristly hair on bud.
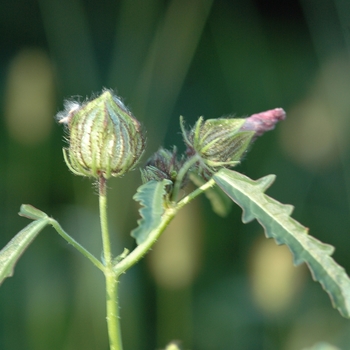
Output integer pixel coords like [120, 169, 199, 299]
[180, 108, 286, 179]
[140, 147, 187, 192]
[56, 100, 82, 125]
[180, 115, 255, 178]
[58, 89, 146, 179]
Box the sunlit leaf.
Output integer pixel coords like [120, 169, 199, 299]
[131, 180, 172, 245]
[0, 217, 50, 286]
[214, 168, 350, 318]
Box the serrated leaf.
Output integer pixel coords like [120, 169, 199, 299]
[19, 204, 48, 220]
[131, 180, 171, 245]
[190, 172, 232, 217]
[0, 218, 50, 286]
[213, 168, 350, 318]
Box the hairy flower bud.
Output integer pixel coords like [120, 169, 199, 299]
[58, 90, 146, 179]
[181, 116, 255, 172]
[141, 147, 185, 186]
[181, 108, 285, 179]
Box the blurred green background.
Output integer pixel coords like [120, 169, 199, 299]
[1, 0, 350, 349]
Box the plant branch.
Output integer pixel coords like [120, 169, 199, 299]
[114, 177, 216, 276]
[49, 219, 105, 272]
[177, 177, 216, 210]
[114, 206, 177, 276]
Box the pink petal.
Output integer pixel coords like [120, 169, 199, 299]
[240, 108, 286, 137]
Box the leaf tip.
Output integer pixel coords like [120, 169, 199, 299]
[19, 204, 48, 220]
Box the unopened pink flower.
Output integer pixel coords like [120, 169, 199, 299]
[240, 108, 286, 138]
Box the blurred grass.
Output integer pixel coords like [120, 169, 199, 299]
[1, 0, 350, 349]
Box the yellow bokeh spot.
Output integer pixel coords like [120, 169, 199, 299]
[5, 48, 55, 145]
[249, 236, 305, 315]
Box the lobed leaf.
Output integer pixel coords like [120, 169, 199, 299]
[213, 168, 350, 318]
[131, 180, 171, 245]
[0, 217, 50, 286]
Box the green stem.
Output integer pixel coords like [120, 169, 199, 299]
[49, 219, 105, 272]
[114, 205, 177, 276]
[106, 175, 216, 348]
[171, 155, 200, 202]
[99, 176, 123, 350]
[177, 178, 216, 210]
[114, 177, 216, 276]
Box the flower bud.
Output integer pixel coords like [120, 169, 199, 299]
[181, 116, 255, 171]
[239, 108, 286, 138]
[58, 90, 146, 179]
[181, 108, 286, 178]
[141, 147, 186, 187]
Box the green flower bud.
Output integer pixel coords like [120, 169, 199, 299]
[141, 147, 187, 188]
[141, 165, 168, 183]
[58, 90, 146, 179]
[180, 116, 254, 175]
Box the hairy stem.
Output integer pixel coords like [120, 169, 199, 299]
[99, 176, 123, 350]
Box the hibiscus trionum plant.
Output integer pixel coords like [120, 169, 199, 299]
[1, 89, 350, 350]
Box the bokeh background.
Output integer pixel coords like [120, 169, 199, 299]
[1, 0, 350, 349]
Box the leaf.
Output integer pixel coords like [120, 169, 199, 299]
[19, 204, 49, 220]
[131, 180, 171, 245]
[190, 172, 232, 217]
[213, 168, 350, 318]
[0, 218, 50, 286]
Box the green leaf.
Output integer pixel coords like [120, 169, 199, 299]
[213, 168, 350, 318]
[19, 204, 49, 220]
[131, 180, 172, 245]
[190, 172, 232, 217]
[0, 217, 50, 286]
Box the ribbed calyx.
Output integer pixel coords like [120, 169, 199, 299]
[59, 90, 146, 179]
[180, 116, 255, 175]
